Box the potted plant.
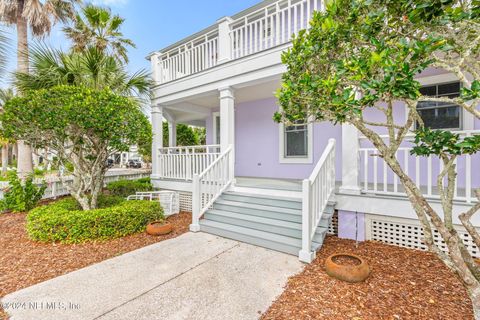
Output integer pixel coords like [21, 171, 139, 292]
[146, 220, 172, 236]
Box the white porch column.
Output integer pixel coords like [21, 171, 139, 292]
[339, 123, 361, 194]
[150, 52, 160, 85]
[151, 105, 164, 178]
[217, 17, 233, 64]
[168, 121, 177, 147]
[219, 87, 235, 151]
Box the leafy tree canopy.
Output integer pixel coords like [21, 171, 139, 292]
[0, 85, 151, 210]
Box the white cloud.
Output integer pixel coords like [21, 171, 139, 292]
[91, 0, 128, 7]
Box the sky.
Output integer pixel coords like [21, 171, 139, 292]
[1, 0, 261, 87]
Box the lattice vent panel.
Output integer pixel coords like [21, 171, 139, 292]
[178, 192, 192, 212]
[366, 215, 480, 258]
[328, 211, 338, 235]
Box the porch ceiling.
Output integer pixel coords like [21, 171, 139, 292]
[165, 78, 282, 114]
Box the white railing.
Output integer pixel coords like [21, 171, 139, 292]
[157, 145, 221, 181]
[230, 0, 322, 59]
[190, 146, 234, 231]
[156, 31, 219, 84]
[153, 0, 325, 84]
[0, 170, 152, 200]
[359, 130, 480, 203]
[300, 139, 336, 263]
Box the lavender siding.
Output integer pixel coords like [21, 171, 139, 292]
[233, 97, 342, 180]
[204, 77, 479, 186]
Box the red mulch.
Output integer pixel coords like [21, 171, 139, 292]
[262, 236, 474, 320]
[0, 211, 191, 320]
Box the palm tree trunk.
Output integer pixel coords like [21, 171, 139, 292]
[16, 0, 33, 176]
[1, 144, 8, 175]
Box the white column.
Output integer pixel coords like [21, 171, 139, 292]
[150, 52, 160, 85]
[217, 17, 233, 64]
[339, 123, 361, 194]
[168, 121, 177, 147]
[219, 87, 235, 151]
[151, 105, 164, 178]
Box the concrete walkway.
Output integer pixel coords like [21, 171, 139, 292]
[2, 232, 303, 320]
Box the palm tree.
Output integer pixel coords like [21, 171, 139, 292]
[0, 88, 14, 175]
[0, 0, 79, 176]
[63, 4, 135, 63]
[0, 29, 8, 77]
[15, 45, 150, 100]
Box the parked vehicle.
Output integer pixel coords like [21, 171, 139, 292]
[127, 159, 142, 169]
[106, 159, 114, 168]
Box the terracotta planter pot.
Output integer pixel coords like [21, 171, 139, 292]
[325, 253, 370, 283]
[146, 221, 172, 236]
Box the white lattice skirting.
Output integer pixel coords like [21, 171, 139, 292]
[365, 214, 480, 258]
[178, 192, 193, 212]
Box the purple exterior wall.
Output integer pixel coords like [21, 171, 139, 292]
[233, 97, 342, 180]
[338, 210, 366, 241]
[204, 70, 480, 187]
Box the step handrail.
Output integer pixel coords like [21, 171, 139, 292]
[190, 145, 234, 232]
[299, 138, 336, 263]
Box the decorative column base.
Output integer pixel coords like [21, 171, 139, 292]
[189, 224, 201, 232]
[338, 186, 362, 195]
[298, 250, 316, 263]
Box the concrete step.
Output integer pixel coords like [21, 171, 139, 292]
[204, 209, 327, 243]
[214, 199, 302, 223]
[221, 192, 302, 210]
[200, 189, 335, 258]
[200, 220, 325, 256]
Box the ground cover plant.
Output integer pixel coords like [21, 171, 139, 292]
[26, 195, 163, 243]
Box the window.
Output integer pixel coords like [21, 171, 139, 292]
[213, 112, 220, 145]
[285, 122, 308, 157]
[279, 121, 313, 164]
[417, 82, 461, 130]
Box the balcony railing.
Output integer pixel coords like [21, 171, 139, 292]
[156, 31, 219, 84]
[231, 0, 322, 59]
[151, 0, 323, 85]
[358, 131, 480, 203]
[157, 145, 221, 181]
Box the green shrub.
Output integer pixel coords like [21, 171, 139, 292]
[27, 196, 163, 243]
[0, 171, 46, 212]
[34, 168, 46, 177]
[106, 178, 152, 197]
[136, 177, 151, 184]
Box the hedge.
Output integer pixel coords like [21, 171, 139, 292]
[26, 195, 163, 243]
[106, 178, 152, 197]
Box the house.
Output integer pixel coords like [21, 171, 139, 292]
[148, 0, 480, 262]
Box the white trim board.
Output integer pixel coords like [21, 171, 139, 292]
[278, 122, 313, 164]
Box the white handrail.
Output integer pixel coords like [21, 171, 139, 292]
[299, 139, 336, 263]
[157, 145, 221, 181]
[190, 145, 234, 232]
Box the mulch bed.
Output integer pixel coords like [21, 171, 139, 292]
[0, 210, 191, 320]
[262, 236, 474, 320]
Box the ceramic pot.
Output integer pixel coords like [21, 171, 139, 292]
[325, 253, 370, 283]
[146, 221, 172, 236]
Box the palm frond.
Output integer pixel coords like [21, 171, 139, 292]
[64, 3, 134, 63]
[14, 44, 150, 104]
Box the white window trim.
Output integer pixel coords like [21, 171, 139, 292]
[212, 112, 220, 145]
[279, 122, 313, 164]
[412, 73, 475, 130]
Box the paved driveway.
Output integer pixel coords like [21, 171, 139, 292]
[2, 232, 303, 320]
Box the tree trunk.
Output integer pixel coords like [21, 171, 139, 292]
[16, 0, 33, 177]
[2, 144, 8, 175]
[471, 284, 480, 320]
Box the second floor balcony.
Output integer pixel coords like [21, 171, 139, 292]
[149, 0, 323, 86]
